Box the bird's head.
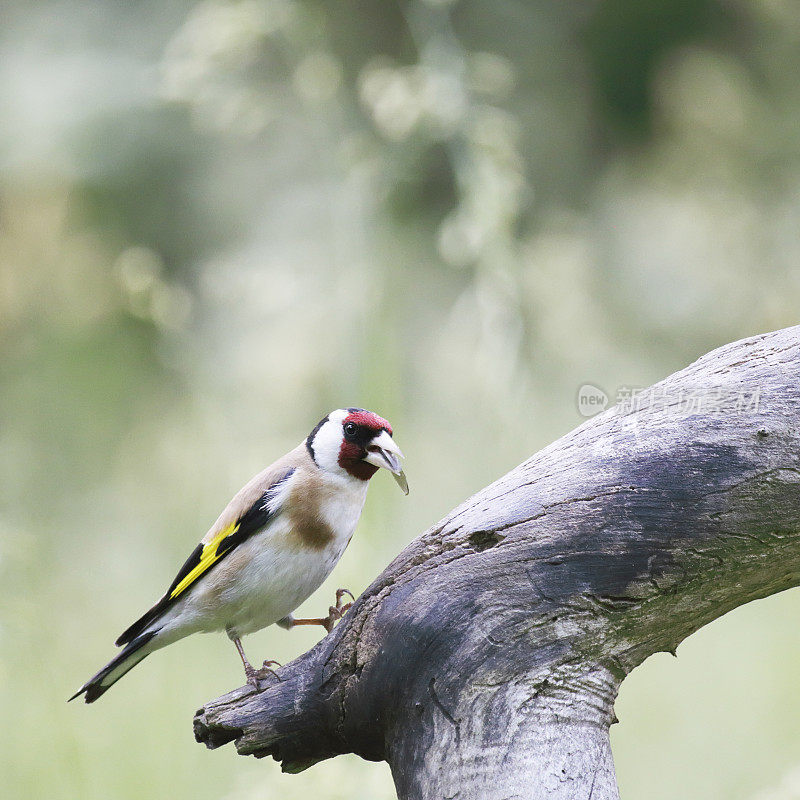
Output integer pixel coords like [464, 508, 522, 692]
[306, 408, 408, 494]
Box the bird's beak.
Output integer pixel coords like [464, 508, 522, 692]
[363, 430, 409, 495]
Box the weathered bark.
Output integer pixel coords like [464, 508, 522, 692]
[194, 326, 800, 799]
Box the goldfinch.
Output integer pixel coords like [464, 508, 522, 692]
[70, 408, 407, 703]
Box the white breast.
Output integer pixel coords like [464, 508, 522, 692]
[319, 474, 370, 546]
[164, 474, 369, 639]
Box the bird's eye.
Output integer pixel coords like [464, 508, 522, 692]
[344, 422, 357, 438]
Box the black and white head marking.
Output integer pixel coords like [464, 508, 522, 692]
[306, 409, 353, 476]
[305, 413, 330, 466]
[306, 407, 405, 487]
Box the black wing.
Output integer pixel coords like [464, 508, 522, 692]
[115, 469, 295, 646]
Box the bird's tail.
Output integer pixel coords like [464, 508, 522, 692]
[69, 630, 159, 703]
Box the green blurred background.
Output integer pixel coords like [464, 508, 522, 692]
[2, 1, 800, 798]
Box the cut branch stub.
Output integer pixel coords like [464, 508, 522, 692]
[195, 326, 800, 800]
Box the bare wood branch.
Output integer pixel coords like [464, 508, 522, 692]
[195, 326, 800, 800]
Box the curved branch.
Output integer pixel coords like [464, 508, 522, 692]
[195, 326, 800, 800]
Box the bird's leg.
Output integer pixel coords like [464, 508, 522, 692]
[231, 635, 258, 684]
[284, 588, 355, 633]
[229, 632, 280, 687]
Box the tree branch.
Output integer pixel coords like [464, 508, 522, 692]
[195, 326, 800, 799]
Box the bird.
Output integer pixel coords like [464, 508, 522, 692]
[70, 408, 408, 703]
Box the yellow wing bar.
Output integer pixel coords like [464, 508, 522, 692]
[169, 521, 239, 600]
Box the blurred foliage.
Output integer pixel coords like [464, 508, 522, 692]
[2, 1, 800, 799]
[584, 0, 738, 138]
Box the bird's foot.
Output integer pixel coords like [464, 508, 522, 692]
[245, 659, 282, 688]
[319, 588, 355, 632]
[323, 588, 355, 633]
[335, 588, 355, 610]
[285, 588, 355, 633]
